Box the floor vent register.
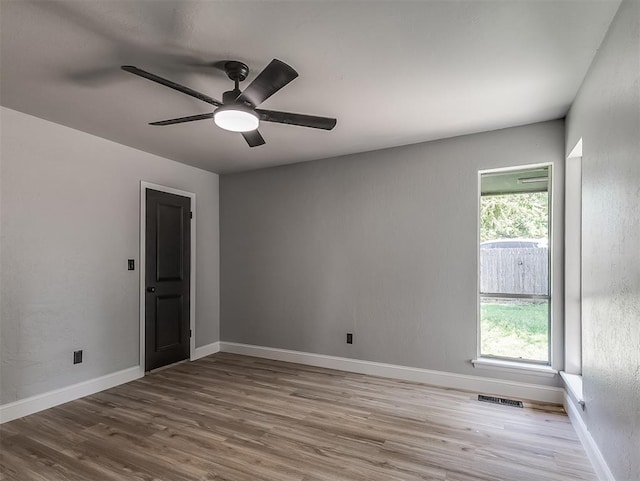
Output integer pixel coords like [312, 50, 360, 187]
[478, 394, 524, 408]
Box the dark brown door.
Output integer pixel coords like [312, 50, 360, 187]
[145, 189, 191, 371]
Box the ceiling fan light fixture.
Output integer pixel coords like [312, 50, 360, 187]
[214, 106, 259, 132]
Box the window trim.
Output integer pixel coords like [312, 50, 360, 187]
[476, 163, 554, 366]
[471, 357, 557, 377]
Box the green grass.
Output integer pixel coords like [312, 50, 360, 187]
[481, 301, 549, 362]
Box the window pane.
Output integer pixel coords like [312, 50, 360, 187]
[480, 192, 549, 296]
[480, 298, 549, 362]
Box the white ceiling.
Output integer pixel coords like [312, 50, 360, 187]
[0, 1, 620, 174]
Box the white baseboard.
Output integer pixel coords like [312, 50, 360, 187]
[219, 342, 564, 404]
[563, 391, 616, 481]
[1, 341, 221, 424]
[192, 341, 221, 360]
[0, 366, 143, 424]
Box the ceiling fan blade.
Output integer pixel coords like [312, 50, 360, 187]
[121, 66, 222, 107]
[236, 59, 298, 107]
[149, 113, 214, 126]
[256, 109, 337, 130]
[241, 130, 266, 147]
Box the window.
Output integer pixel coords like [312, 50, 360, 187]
[478, 165, 551, 364]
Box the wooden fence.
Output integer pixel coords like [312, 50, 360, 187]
[480, 248, 548, 296]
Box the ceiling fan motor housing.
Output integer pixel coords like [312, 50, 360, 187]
[224, 61, 249, 83]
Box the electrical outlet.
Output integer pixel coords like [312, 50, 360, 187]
[73, 350, 83, 364]
[346, 333, 353, 344]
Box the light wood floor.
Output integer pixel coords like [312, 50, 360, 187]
[1, 353, 595, 481]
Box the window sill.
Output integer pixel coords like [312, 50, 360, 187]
[560, 371, 584, 403]
[471, 358, 557, 377]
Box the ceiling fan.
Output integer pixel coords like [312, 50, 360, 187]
[121, 59, 337, 147]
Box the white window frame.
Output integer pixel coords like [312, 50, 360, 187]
[474, 163, 555, 371]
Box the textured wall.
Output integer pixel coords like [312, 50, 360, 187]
[221, 120, 565, 387]
[565, 1, 640, 479]
[0, 107, 220, 404]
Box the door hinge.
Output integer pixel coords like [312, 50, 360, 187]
[190, 211, 193, 219]
[189, 329, 192, 338]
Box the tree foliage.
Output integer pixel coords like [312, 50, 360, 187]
[481, 192, 548, 242]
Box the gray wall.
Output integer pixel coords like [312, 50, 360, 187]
[0, 107, 220, 404]
[221, 119, 565, 387]
[565, 1, 639, 479]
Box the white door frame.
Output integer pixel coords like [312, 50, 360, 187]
[139, 181, 196, 375]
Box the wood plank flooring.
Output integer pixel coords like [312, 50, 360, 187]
[0, 353, 595, 481]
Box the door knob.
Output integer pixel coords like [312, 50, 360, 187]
[147, 286, 156, 293]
